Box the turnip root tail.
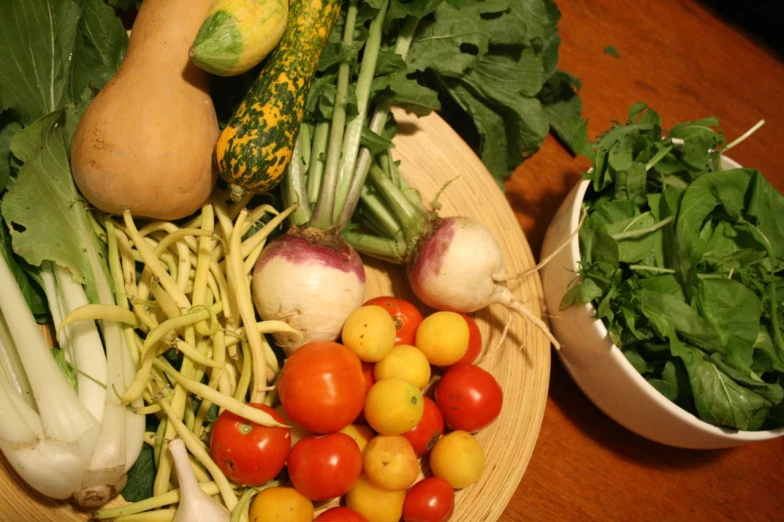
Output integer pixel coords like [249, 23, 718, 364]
[494, 207, 588, 283]
[492, 286, 561, 351]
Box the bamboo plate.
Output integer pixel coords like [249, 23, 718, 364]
[0, 110, 551, 522]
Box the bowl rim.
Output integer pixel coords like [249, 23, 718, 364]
[565, 150, 784, 440]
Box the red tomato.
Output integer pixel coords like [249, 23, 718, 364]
[435, 364, 503, 432]
[402, 397, 444, 457]
[455, 313, 482, 365]
[315, 506, 369, 522]
[355, 361, 376, 424]
[402, 477, 455, 522]
[361, 361, 376, 394]
[278, 341, 366, 433]
[288, 433, 363, 501]
[364, 296, 424, 346]
[209, 404, 290, 486]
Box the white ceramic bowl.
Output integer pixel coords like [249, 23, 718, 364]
[540, 153, 784, 449]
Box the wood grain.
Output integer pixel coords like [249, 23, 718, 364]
[502, 1, 784, 521]
[0, 111, 551, 521]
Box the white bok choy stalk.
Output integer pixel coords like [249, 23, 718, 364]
[0, 255, 100, 499]
[0, 109, 143, 506]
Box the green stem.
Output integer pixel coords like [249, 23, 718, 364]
[628, 265, 675, 274]
[333, 0, 390, 221]
[282, 127, 312, 226]
[306, 121, 330, 206]
[645, 144, 673, 171]
[337, 16, 420, 230]
[342, 230, 407, 264]
[611, 215, 673, 241]
[310, 0, 359, 229]
[368, 165, 424, 242]
[359, 186, 402, 238]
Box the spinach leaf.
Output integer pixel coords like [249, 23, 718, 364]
[564, 103, 784, 430]
[120, 444, 156, 502]
[679, 346, 770, 431]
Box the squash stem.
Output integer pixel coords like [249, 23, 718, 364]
[336, 15, 421, 230]
[309, 0, 359, 230]
[333, 0, 390, 222]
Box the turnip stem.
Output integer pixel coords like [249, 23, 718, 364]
[368, 165, 423, 242]
[240, 204, 297, 259]
[359, 187, 403, 238]
[306, 121, 330, 205]
[283, 129, 312, 226]
[337, 15, 421, 230]
[341, 230, 407, 263]
[309, 0, 359, 229]
[333, 0, 390, 220]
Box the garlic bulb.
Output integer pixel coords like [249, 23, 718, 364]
[170, 438, 230, 522]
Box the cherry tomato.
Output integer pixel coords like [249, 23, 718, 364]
[455, 313, 482, 365]
[435, 364, 503, 432]
[364, 378, 424, 435]
[363, 435, 419, 491]
[249, 487, 313, 522]
[402, 477, 455, 522]
[374, 344, 431, 389]
[365, 296, 424, 346]
[346, 474, 406, 522]
[342, 305, 397, 362]
[402, 397, 444, 457]
[415, 311, 468, 366]
[209, 403, 290, 486]
[287, 433, 363, 501]
[429, 430, 485, 489]
[314, 506, 369, 521]
[339, 423, 376, 453]
[278, 341, 366, 433]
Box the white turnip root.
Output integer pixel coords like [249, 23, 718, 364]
[252, 227, 366, 354]
[407, 216, 560, 349]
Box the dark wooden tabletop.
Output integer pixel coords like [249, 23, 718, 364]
[500, 1, 784, 521]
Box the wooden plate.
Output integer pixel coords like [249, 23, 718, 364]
[0, 110, 551, 521]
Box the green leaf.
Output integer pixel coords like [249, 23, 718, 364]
[746, 170, 784, 264]
[1, 109, 106, 303]
[407, 2, 489, 76]
[0, 115, 23, 192]
[603, 45, 619, 58]
[634, 289, 721, 352]
[694, 278, 760, 374]
[539, 71, 590, 158]
[385, 0, 444, 22]
[360, 127, 395, 155]
[0, 0, 127, 126]
[121, 444, 156, 502]
[679, 346, 770, 430]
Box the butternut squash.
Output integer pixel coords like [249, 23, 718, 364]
[71, 0, 219, 221]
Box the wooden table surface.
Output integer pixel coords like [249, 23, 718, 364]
[500, 1, 784, 521]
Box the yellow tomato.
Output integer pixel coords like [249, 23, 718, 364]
[363, 435, 420, 490]
[339, 423, 376, 453]
[364, 378, 424, 435]
[415, 311, 469, 366]
[346, 474, 406, 522]
[249, 487, 313, 522]
[274, 405, 311, 447]
[342, 305, 397, 362]
[429, 430, 485, 489]
[374, 344, 431, 388]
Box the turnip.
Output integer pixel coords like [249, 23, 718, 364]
[253, 3, 403, 352]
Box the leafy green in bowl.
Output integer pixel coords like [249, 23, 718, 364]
[557, 103, 784, 434]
